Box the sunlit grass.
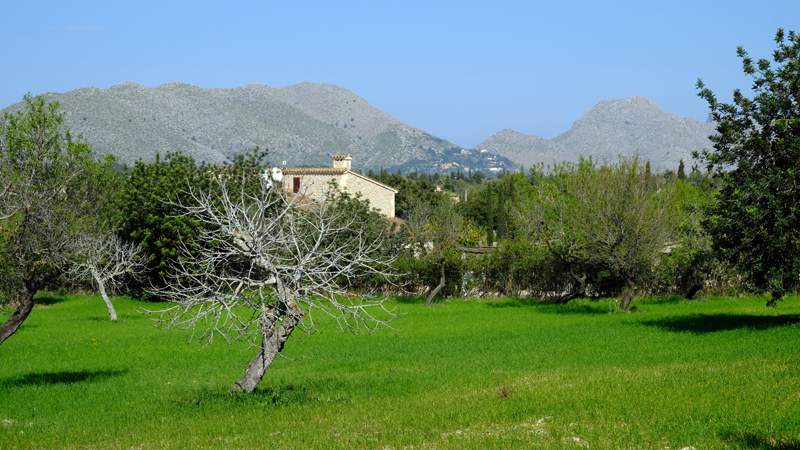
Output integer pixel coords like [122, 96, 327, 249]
[1, 293, 799, 449]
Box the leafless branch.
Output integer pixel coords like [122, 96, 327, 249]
[71, 233, 151, 321]
[140, 175, 400, 392]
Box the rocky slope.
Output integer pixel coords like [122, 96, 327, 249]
[474, 96, 717, 171]
[2, 82, 515, 173]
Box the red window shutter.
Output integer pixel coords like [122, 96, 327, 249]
[293, 177, 300, 193]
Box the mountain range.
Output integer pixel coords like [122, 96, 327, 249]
[1, 83, 716, 173]
[473, 96, 716, 172]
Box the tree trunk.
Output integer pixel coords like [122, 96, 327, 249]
[620, 278, 637, 310]
[684, 283, 702, 300]
[0, 285, 35, 346]
[556, 272, 587, 305]
[425, 261, 446, 306]
[231, 295, 304, 393]
[92, 268, 117, 321]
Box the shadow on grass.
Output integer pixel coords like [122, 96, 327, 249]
[638, 295, 690, 305]
[392, 296, 425, 305]
[33, 295, 67, 306]
[722, 431, 800, 449]
[484, 297, 610, 315]
[86, 316, 127, 322]
[640, 314, 800, 334]
[5, 369, 128, 387]
[177, 382, 348, 408]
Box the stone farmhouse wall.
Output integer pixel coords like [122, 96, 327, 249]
[283, 168, 397, 217]
[340, 171, 396, 217]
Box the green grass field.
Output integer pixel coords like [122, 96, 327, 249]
[1, 293, 799, 449]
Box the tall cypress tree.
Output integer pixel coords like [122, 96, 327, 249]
[677, 159, 686, 181]
[497, 185, 508, 240]
[486, 183, 495, 246]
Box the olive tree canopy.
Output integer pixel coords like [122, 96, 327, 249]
[0, 95, 115, 346]
[514, 156, 677, 309]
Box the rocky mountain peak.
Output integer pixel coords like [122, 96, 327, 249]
[475, 97, 717, 171]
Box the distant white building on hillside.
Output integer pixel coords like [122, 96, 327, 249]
[282, 154, 399, 217]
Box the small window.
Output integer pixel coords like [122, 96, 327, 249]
[293, 177, 300, 193]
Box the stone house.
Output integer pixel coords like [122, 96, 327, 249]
[282, 154, 399, 217]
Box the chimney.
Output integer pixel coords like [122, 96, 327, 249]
[332, 154, 352, 170]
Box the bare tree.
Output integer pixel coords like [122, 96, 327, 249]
[141, 175, 400, 393]
[71, 234, 151, 321]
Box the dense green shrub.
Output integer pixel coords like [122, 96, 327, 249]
[115, 148, 270, 300]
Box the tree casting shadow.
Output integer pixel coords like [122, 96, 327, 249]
[5, 369, 128, 387]
[640, 313, 800, 334]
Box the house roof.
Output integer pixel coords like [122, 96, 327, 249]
[281, 168, 399, 193]
[346, 170, 399, 193]
[283, 167, 348, 175]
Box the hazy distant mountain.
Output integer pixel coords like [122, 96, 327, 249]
[474, 96, 717, 172]
[1, 82, 515, 173]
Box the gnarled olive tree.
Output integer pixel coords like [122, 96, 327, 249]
[514, 156, 677, 309]
[0, 95, 114, 346]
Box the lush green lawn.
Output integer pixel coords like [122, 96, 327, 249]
[1, 293, 799, 449]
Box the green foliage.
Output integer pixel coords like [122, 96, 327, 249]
[324, 190, 406, 291]
[394, 254, 464, 298]
[483, 240, 565, 297]
[402, 202, 474, 302]
[650, 180, 737, 298]
[114, 151, 212, 299]
[459, 219, 483, 246]
[696, 29, 800, 305]
[456, 172, 524, 239]
[0, 95, 116, 305]
[496, 185, 508, 239]
[114, 147, 270, 299]
[512, 156, 679, 306]
[370, 171, 446, 219]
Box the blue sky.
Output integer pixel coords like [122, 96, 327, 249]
[1, 1, 797, 148]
